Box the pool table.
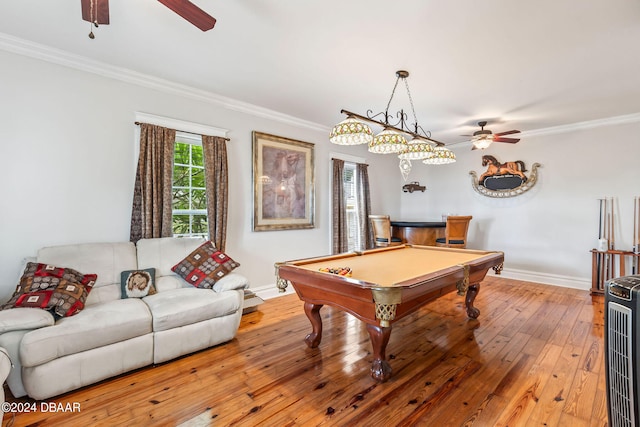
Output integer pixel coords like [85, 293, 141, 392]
[276, 245, 504, 382]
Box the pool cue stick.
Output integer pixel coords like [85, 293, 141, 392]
[603, 197, 608, 282]
[611, 197, 616, 276]
[596, 198, 603, 288]
[610, 197, 616, 276]
[600, 198, 606, 286]
[637, 196, 640, 271]
[632, 197, 635, 274]
[633, 197, 637, 274]
[604, 199, 611, 281]
[603, 199, 607, 283]
[611, 197, 615, 249]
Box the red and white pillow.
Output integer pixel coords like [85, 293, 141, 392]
[1, 263, 96, 318]
[171, 241, 240, 289]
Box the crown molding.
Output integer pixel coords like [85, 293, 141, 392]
[517, 112, 640, 138]
[0, 32, 330, 134]
[448, 112, 640, 148]
[3, 32, 638, 141]
[449, 111, 640, 148]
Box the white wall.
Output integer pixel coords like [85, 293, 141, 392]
[2, 46, 637, 300]
[399, 121, 640, 289]
[0, 49, 398, 301]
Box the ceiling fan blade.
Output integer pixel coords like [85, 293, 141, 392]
[494, 129, 520, 137]
[493, 137, 520, 143]
[158, 0, 216, 31]
[81, 0, 110, 25]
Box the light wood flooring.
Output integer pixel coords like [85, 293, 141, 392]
[3, 276, 606, 426]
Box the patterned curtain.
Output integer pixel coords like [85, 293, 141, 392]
[202, 135, 229, 251]
[332, 159, 348, 254]
[356, 163, 373, 250]
[130, 124, 176, 242]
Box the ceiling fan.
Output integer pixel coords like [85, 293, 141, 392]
[464, 121, 520, 150]
[81, 0, 216, 34]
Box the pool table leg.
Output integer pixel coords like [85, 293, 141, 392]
[465, 283, 481, 319]
[303, 302, 323, 348]
[366, 324, 392, 382]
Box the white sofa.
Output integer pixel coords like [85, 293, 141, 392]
[0, 347, 11, 422]
[0, 237, 248, 400]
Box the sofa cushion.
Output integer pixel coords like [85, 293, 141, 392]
[37, 242, 138, 306]
[20, 298, 152, 368]
[142, 288, 241, 332]
[154, 275, 189, 292]
[120, 268, 156, 298]
[1, 263, 96, 318]
[171, 241, 240, 289]
[0, 308, 54, 334]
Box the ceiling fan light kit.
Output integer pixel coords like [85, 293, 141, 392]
[469, 121, 521, 150]
[471, 137, 493, 150]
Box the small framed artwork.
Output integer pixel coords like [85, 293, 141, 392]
[252, 131, 315, 231]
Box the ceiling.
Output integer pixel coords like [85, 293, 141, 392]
[2, 0, 640, 145]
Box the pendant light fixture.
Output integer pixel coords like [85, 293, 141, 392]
[330, 70, 455, 178]
[423, 146, 456, 165]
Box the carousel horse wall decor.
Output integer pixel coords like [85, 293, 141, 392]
[479, 155, 527, 184]
[469, 155, 541, 198]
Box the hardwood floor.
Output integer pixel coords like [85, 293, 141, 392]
[3, 276, 606, 426]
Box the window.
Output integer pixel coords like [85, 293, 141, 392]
[343, 162, 361, 252]
[172, 133, 208, 237]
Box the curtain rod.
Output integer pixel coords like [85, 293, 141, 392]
[331, 157, 369, 166]
[134, 122, 230, 142]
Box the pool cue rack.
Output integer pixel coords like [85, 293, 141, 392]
[591, 249, 640, 295]
[590, 196, 640, 295]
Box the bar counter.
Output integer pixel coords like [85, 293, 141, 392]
[391, 221, 446, 246]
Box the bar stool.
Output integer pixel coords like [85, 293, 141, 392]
[435, 215, 473, 248]
[369, 215, 403, 247]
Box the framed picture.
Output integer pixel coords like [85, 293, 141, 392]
[252, 132, 315, 231]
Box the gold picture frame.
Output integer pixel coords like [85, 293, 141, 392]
[252, 132, 315, 231]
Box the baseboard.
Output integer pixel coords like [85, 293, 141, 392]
[251, 268, 592, 301]
[493, 268, 590, 291]
[252, 283, 295, 300]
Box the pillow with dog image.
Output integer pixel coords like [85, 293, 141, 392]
[120, 268, 156, 298]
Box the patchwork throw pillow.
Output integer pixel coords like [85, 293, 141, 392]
[171, 241, 240, 289]
[1, 263, 96, 319]
[120, 268, 156, 298]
